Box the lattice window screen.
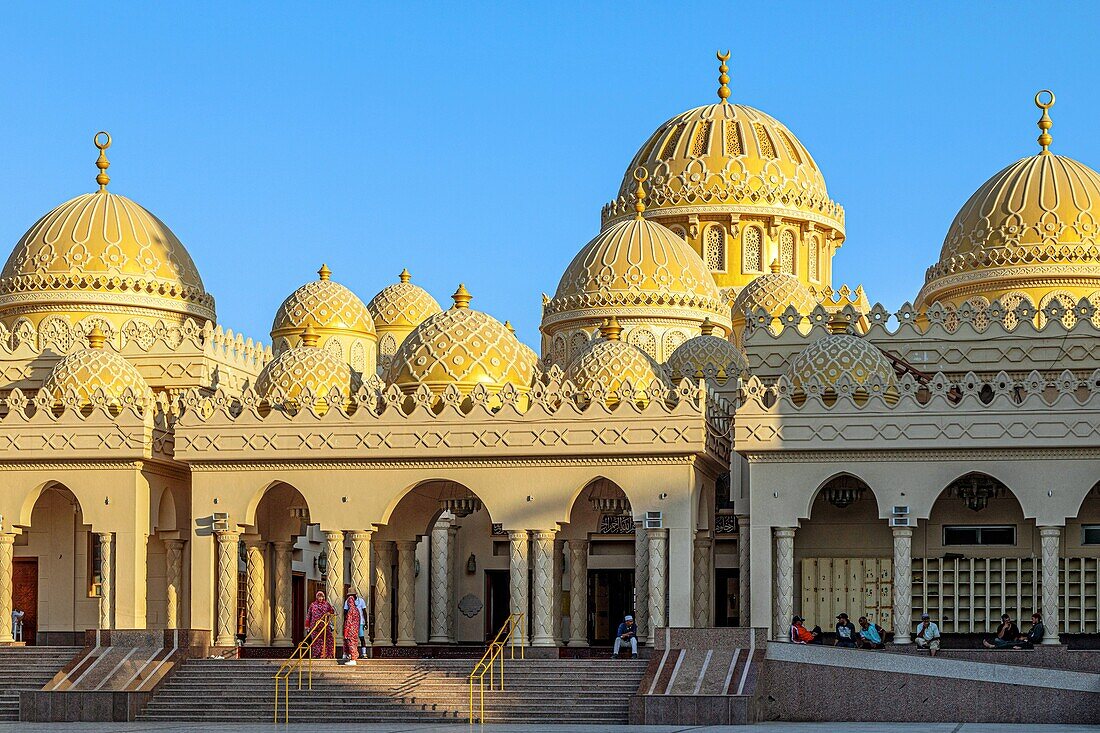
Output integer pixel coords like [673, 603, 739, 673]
[704, 226, 726, 272]
[808, 235, 820, 282]
[742, 227, 762, 273]
[779, 230, 796, 274]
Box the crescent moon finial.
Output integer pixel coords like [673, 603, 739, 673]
[1035, 89, 1055, 154]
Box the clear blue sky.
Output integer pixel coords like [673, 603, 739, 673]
[2, 1, 1098, 348]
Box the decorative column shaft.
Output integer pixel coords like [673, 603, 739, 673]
[395, 540, 417, 646]
[98, 532, 114, 630]
[347, 530, 373, 604]
[447, 525, 459, 641]
[1039, 526, 1062, 644]
[693, 532, 713, 628]
[323, 530, 344, 612]
[164, 539, 184, 630]
[244, 539, 267, 645]
[530, 530, 557, 647]
[633, 518, 650, 643]
[647, 527, 669, 634]
[214, 529, 240, 646]
[552, 538, 564, 645]
[567, 539, 589, 646]
[272, 541, 294, 647]
[508, 530, 529, 646]
[892, 526, 913, 645]
[736, 515, 750, 626]
[0, 534, 14, 643]
[773, 527, 795, 642]
[372, 540, 394, 645]
[429, 521, 453, 643]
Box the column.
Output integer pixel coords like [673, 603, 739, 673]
[633, 518, 650, 644]
[323, 530, 344, 611]
[647, 527, 669, 633]
[0, 533, 14, 643]
[508, 530, 529, 646]
[98, 532, 114, 630]
[693, 531, 712, 628]
[1039, 526, 1062, 645]
[892, 526, 913, 645]
[736, 515, 750, 626]
[272, 541, 294, 647]
[372, 540, 394, 645]
[164, 539, 184, 630]
[395, 540, 417, 646]
[552, 538, 564, 645]
[447, 524, 459, 641]
[347, 530, 372, 601]
[773, 527, 795, 642]
[530, 530, 557, 647]
[567, 539, 589, 646]
[243, 538, 267, 645]
[214, 529, 240, 646]
[429, 521, 453, 643]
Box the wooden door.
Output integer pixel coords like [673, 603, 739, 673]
[292, 573, 305, 645]
[13, 559, 38, 645]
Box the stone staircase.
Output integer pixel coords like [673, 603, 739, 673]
[0, 646, 81, 720]
[138, 657, 648, 723]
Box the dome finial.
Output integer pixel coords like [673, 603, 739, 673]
[716, 50, 732, 103]
[317, 263, 331, 281]
[633, 167, 648, 219]
[399, 268, 411, 284]
[94, 131, 111, 192]
[699, 317, 716, 337]
[451, 283, 472, 309]
[599, 316, 622, 341]
[826, 310, 850, 335]
[1035, 89, 1055, 154]
[87, 325, 107, 349]
[301, 323, 319, 347]
[769, 258, 781, 274]
[504, 320, 515, 335]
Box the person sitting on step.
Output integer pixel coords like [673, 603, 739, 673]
[857, 616, 885, 649]
[612, 615, 638, 658]
[915, 613, 941, 656]
[789, 616, 823, 644]
[834, 612, 857, 648]
[1016, 613, 1046, 648]
[983, 613, 1021, 649]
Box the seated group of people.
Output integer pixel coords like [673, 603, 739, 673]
[983, 612, 1045, 650]
[789, 612, 885, 649]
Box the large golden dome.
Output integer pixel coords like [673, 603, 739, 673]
[566, 318, 667, 403]
[666, 319, 749, 385]
[0, 133, 214, 331]
[919, 92, 1100, 309]
[366, 269, 442, 372]
[41, 327, 149, 408]
[386, 285, 537, 395]
[255, 325, 353, 409]
[787, 317, 897, 404]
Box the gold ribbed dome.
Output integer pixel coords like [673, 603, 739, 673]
[386, 285, 537, 395]
[919, 92, 1100, 309]
[566, 318, 667, 403]
[666, 319, 749, 385]
[255, 325, 352, 409]
[0, 133, 214, 331]
[787, 318, 897, 403]
[366, 269, 443, 371]
[41, 327, 149, 408]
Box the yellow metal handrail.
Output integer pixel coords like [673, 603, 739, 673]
[468, 613, 525, 725]
[273, 611, 334, 723]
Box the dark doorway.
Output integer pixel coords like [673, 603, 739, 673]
[13, 559, 38, 645]
[292, 573, 306, 645]
[484, 569, 510, 641]
[588, 569, 634, 644]
[714, 568, 740, 626]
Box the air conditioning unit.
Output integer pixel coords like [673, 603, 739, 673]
[212, 512, 229, 532]
[889, 516, 912, 527]
[644, 511, 663, 529]
[892, 505, 910, 516]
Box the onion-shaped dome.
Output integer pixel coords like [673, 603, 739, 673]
[566, 318, 667, 404]
[0, 132, 215, 332]
[919, 91, 1100, 310]
[41, 326, 149, 408]
[787, 316, 898, 404]
[255, 324, 352, 410]
[366, 269, 443, 372]
[666, 318, 749, 385]
[731, 260, 817, 329]
[385, 285, 537, 395]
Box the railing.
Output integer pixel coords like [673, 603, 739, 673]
[468, 613, 525, 725]
[273, 611, 334, 723]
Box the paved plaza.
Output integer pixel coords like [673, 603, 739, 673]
[0, 724, 1097, 733]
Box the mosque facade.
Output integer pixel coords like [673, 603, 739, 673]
[0, 59, 1097, 652]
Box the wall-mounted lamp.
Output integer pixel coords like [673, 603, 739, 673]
[773, 491, 779, 498]
[658, 492, 668, 501]
[526, 495, 533, 502]
[213, 497, 219, 505]
[466, 553, 477, 574]
[315, 550, 329, 575]
[1048, 489, 1054, 497]
[104, 497, 110, 506]
[342, 496, 348, 503]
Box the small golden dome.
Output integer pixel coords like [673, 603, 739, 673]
[919, 91, 1100, 307]
[0, 133, 214, 329]
[666, 319, 749, 384]
[567, 318, 667, 402]
[367, 269, 443, 371]
[505, 320, 541, 368]
[787, 318, 897, 403]
[41, 326, 149, 407]
[255, 325, 353, 408]
[271, 264, 376, 347]
[385, 285, 537, 395]
[732, 261, 817, 323]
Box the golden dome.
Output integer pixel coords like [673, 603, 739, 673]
[255, 325, 353, 408]
[386, 285, 537, 395]
[505, 321, 541, 368]
[366, 269, 443, 371]
[787, 317, 897, 403]
[0, 133, 214, 329]
[41, 326, 149, 408]
[732, 261, 817, 323]
[271, 264, 376, 347]
[919, 91, 1100, 308]
[566, 318, 668, 402]
[666, 319, 749, 385]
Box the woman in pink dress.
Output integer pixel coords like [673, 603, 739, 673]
[342, 592, 360, 665]
[305, 590, 335, 659]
